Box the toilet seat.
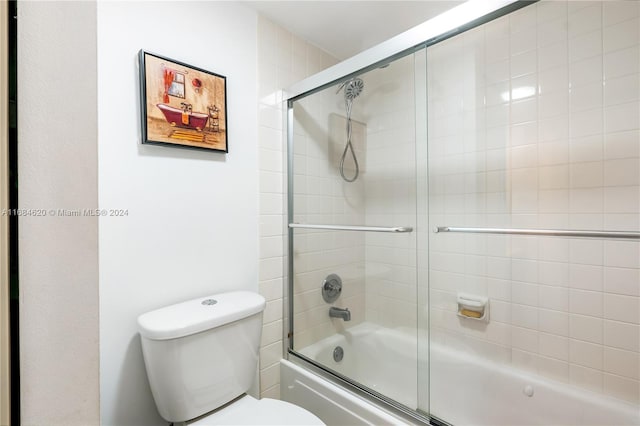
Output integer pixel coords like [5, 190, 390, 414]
[189, 395, 325, 425]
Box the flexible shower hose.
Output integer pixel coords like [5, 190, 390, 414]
[340, 98, 359, 182]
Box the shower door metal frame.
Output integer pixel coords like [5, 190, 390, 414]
[284, 1, 536, 425]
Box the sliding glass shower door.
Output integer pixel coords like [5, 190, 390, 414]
[287, 2, 639, 425]
[288, 49, 429, 415]
[426, 2, 640, 424]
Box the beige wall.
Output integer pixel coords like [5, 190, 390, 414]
[17, 1, 100, 424]
[0, 0, 10, 423]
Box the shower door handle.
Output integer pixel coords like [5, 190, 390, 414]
[434, 226, 640, 240]
[289, 223, 413, 233]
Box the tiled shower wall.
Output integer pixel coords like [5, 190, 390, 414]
[257, 15, 338, 398]
[428, 1, 640, 404]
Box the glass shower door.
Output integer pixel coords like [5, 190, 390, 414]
[425, 2, 640, 425]
[288, 50, 427, 414]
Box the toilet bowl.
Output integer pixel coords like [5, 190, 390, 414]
[189, 395, 323, 425]
[137, 291, 324, 425]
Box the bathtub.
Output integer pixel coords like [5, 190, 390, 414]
[282, 322, 640, 426]
[156, 103, 208, 131]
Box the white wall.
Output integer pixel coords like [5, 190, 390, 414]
[97, 2, 258, 424]
[18, 2, 100, 424]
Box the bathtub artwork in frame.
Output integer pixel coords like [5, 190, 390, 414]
[139, 50, 228, 152]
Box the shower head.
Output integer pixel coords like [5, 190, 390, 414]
[336, 77, 364, 101]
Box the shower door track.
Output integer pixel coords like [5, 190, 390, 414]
[434, 226, 640, 240]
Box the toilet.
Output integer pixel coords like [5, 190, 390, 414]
[137, 291, 324, 425]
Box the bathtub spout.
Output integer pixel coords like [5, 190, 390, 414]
[329, 307, 351, 321]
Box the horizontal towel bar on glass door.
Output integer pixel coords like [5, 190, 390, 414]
[289, 223, 413, 233]
[434, 226, 640, 240]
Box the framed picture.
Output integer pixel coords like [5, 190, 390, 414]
[139, 50, 228, 153]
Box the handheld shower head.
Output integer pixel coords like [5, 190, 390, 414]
[336, 77, 364, 101]
[335, 77, 364, 183]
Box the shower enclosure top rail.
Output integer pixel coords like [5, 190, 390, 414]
[434, 226, 640, 240]
[283, 0, 516, 101]
[289, 223, 413, 233]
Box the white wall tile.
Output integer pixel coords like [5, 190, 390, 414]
[603, 373, 640, 404]
[511, 51, 538, 79]
[538, 355, 570, 382]
[540, 92, 569, 118]
[570, 81, 603, 112]
[570, 108, 603, 138]
[511, 5, 537, 33]
[538, 140, 569, 164]
[539, 332, 569, 360]
[604, 241, 640, 268]
[512, 28, 537, 56]
[569, 313, 603, 344]
[604, 47, 639, 80]
[513, 326, 539, 352]
[570, 188, 603, 213]
[539, 285, 569, 311]
[538, 18, 568, 48]
[539, 261, 570, 286]
[569, 264, 603, 291]
[570, 339, 603, 369]
[605, 74, 640, 107]
[570, 161, 603, 188]
[539, 41, 568, 71]
[538, 2, 567, 26]
[569, 289, 603, 317]
[603, 17, 640, 53]
[260, 235, 284, 259]
[570, 364, 603, 393]
[512, 281, 539, 306]
[569, 30, 603, 63]
[603, 1, 640, 27]
[604, 347, 640, 380]
[259, 340, 282, 370]
[259, 362, 280, 393]
[606, 186, 640, 215]
[605, 101, 640, 133]
[604, 267, 640, 297]
[604, 320, 640, 352]
[568, 3, 602, 39]
[539, 308, 569, 336]
[570, 55, 603, 87]
[604, 158, 640, 186]
[604, 293, 640, 324]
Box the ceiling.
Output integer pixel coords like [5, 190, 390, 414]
[243, 1, 464, 60]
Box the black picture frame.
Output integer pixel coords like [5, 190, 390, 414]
[139, 50, 228, 153]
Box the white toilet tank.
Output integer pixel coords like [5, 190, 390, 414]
[137, 291, 266, 423]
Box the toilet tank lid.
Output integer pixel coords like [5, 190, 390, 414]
[137, 291, 266, 340]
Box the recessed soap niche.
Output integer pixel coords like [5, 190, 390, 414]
[457, 293, 489, 322]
